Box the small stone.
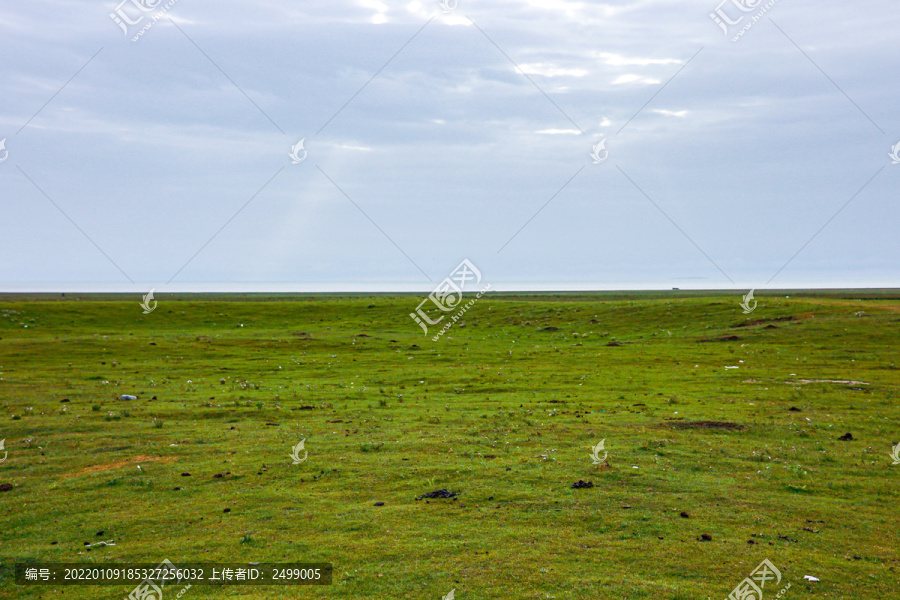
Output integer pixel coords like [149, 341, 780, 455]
[373, 502, 385, 506]
[120, 395, 137, 401]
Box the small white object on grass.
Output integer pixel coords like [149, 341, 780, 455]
[803, 575, 819, 582]
[120, 394, 137, 400]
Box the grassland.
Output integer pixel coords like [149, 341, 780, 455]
[0, 291, 898, 599]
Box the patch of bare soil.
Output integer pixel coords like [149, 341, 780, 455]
[789, 379, 869, 385]
[670, 421, 743, 430]
[63, 455, 177, 478]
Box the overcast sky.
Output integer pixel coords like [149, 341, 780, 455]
[1, 0, 897, 292]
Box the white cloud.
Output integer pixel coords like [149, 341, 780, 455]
[517, 63, 588, 77]
[653, 109, 688, 117]
[596, 52, 682, 67]
[612, 74, 660, 85]
[535, 128, 581, 135]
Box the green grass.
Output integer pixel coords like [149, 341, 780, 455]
[0, 291, 898, 599]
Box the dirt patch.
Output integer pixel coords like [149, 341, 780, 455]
[670, 421, 743, 430]
[63, 455, 177, 478]
[415, 489, 458, 501]
[732, 316, 795, 328]
[790, 379, 869, 385]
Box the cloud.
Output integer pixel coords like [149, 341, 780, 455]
[612, 74, 661, 85]
[516, 63, 589, 77]
[535, 128, 581, 134]
[652, 109, 688, 117]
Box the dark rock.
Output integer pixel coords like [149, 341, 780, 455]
[373, 502, 385, 507]
[61, 398, 70, 403]
[680, 512, 690, 518]
[699, 534, 712, 541]
[838, 432, 853, 441]
[416, 489, 458, 500]
[571, 480, 594, 489]
[789, 407, 801, 412]
[181, 472, 191, 477]
[223, 508, 231, 513]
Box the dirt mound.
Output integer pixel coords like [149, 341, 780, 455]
[671, 421, 743, 430]
[415, 489, 458, 500]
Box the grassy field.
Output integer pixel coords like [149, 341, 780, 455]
[0, 291, 898, 599]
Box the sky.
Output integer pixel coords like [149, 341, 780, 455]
[1, 0, 897, 292]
